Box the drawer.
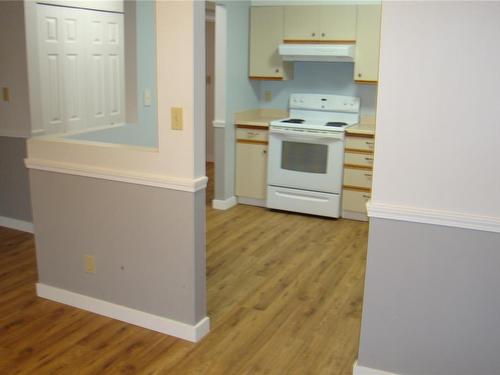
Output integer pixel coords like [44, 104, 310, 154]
[345, 136, 375, 152]
[342, 189, 371, 213]
[344, 151, 374, 167]
[236, 127, 268, 142]
[343, 168, 373, 189]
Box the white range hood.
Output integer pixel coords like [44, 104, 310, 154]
[278, 43, 355, 62]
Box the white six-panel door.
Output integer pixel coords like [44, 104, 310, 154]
[37, 4, 125, 133]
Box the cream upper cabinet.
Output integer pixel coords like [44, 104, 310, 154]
[283, 6, 319, 41]
[284, 5, 357, 42]
[354, 4, 382, 83]
[319, 5, 357, 42]
[249, 7, 292, 80]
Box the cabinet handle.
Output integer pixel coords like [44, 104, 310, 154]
[364, 173, 372, 178]
[358, 73, 362, 78]
[365, 141, 374, 146]
[311, 32, 316, 37]
[247, 132, 259, 137]
[321, 33, 325, 37]
[364, 157, 373, 161]
[362, 194, 371, 199]
[275, 68, 280, 73]
[263, 149, 267, 154]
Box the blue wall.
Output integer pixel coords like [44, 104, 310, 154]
[259, 61, 378, 116]
[67, 0, 157, 148]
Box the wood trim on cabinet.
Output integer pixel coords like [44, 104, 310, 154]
[283, 40, 356, 45]
[344, 148, 374, 155]
[236, 125, 269, 130]
[236, 139, 269, 145]
[249, 76, 283, 81]
[345, 132, 375, 139]
[343, 185, 372, 193]
[354, 80, 378, 84]
[344, 164, 373, 171]
[345, 148, 375, 154]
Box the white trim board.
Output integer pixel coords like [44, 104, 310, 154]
[36, 283, 210, 343]
[0, 216, 34, 233]
[212, 196, 237, 210]
[25, 158, 208, 193]
[367, 201, 500, 234]
[0, 129, 31, 138]
[353, 361, 399, 375]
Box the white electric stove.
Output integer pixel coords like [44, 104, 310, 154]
[267, 93, 360, 218]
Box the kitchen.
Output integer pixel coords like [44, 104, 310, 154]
[209, 1, 380, 221]
[204, 1, 381, 371]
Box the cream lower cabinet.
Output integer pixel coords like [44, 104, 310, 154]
[354, 4, 382, 83]
[342, 133, 375, 221]
[249, 7, 292, 80]
[235, 126, 268, 202]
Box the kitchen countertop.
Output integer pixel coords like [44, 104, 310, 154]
[234, 109, 288, 128]
[346, 122, 376, 136]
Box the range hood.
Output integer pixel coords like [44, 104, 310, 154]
[278, 44, 355, 62]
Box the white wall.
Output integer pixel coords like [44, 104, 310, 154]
[0, 1, 31, 137]
[371, 2, 500, 219]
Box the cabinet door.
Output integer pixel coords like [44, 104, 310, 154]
[319, 5, 357, 41]
[249, 7, 288, 79]
[354, 4, 382, 82]
[235, 143, 268, 200]
[284, 6, 320, 41]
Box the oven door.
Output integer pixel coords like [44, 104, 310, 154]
[267, 127, 345, 194]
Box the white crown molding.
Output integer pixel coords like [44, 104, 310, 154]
[353, 361, 399, 375]
[212, 120, 226, 128]
[0, 216, 34, 233]
[367, 201, 500, 234]
[212, 196, 237, 210]
[36, 283, 210, 342]
[25, 158, 208, 193]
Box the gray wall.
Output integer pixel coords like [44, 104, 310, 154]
[0, 137, 32, 222]
[30, 170, 206, 325]
[358, 218, 500, 375]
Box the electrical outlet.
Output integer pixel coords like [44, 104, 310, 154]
[84, 255, 96, 274]
[264, 90, 272, 102]
[2, 87, 10, 102]
[171, 107, 183, 130]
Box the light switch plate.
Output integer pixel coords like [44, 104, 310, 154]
[171, 107, 183, 130]
[143, 89, 151, 107]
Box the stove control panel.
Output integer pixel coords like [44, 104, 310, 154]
[290, 93, 360, 113]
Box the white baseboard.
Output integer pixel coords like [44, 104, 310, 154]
[0, 216, 34, 233]
[212, 196, 237, 210]
[367, 201, 500, 234]
[36, 283, 210, 343]
[353, 361, 399, 375]
[237, 197, 266, 207]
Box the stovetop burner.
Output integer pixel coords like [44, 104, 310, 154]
[325, 122, 348, 127]
[281, 118, 305, 124]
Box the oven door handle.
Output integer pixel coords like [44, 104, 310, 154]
[270, 128, 343, 141]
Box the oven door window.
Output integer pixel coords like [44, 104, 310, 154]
[281, 141, 328, 174]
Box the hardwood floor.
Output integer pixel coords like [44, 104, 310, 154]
[0, 163, 368, 374]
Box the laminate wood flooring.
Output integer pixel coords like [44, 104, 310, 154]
[0, 163, 368, 374]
